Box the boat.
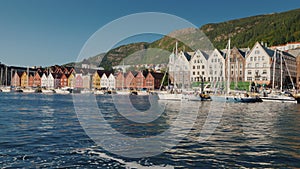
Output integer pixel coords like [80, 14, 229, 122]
[116, 90, 130, 95]
[157, 90, 182, 101]
[13, 87, 23, 93]
[55, 88, 70, 94]
[260, 50, 297, 103]
[210, 39, 261, 103]
[293, 93, 300, 103]
[22, 88, 35, 93]
[42, 88, 56, 93]
[93, 90, 104, 95]
[157, 41, 184, 101]
[0, 86, 11, 92]
[261, 91, 297, 103]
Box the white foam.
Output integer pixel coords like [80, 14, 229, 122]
[74, 148, 174, 169]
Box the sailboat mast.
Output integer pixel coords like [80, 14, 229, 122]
[272, 50, 276, 89]
[27, 66, 29, 88]
[5, 66, 8, 86]
[227, 38, 231, 94]
[280, 51, 283, 91]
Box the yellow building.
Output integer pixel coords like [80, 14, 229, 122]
[20, 72, 28, 87]
[92, 71, 101, 89]
[67, 73, 75, 88]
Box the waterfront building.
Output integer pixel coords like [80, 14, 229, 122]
[190, 49, 209, 83]
[11, 71, 22, 87]
[124, 71, 136, 89]
[60, 73, 68, 88]
[67, 73, 75, 88]
[115, 72, 125, 90]
[41, 73, 48, 88]
[169, 51, 191, 89]
[20, 72, 28, 87]
[207, 49, 226, 83]
[245, 42, 297, 88]
[75, 74, 83, 89]
[33, 72, 42, 87]
[82, 74, 91, 89]
[226, 47, 247, 83]
[100, 73, 108, 89]
[135, 71, 145, 90]
[28, 73, 34, 87]
[92, 71, 101, 89]
[108, 73, 115, 89]
[47, 73, 54, 89]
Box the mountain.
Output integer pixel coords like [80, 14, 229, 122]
[201, 8, 300, 49]
[83, 8, 300, 70]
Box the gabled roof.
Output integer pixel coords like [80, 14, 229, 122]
[16, 71, 23, 77]
[183, 52, 192, 61]
[96, 70, 113, 77]
[150, 72, 164, 79]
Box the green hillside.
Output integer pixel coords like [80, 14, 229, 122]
[92, 8, 300, 70]
[201, 8, 300, 48]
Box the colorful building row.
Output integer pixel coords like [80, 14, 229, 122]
[10, 66, 164, 90]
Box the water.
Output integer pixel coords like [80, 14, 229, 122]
[0, 93, 299, 168]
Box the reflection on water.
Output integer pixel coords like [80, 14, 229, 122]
[0, 93, 299, 168]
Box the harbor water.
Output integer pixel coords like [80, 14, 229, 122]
[0, 93, 299, 168]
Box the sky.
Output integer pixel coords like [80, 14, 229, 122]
[0, 0, 299, 67]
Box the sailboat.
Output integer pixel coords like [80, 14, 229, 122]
[157, 41, 183, 101]
[210, 39, 262, 103]
[260, 50, 297, 103]
[0, 66, 11, 92]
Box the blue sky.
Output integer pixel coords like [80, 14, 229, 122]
[0, 0, 299, 67]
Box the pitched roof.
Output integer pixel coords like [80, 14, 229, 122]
[150, 72, 164, 79]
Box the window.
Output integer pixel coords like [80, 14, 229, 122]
[193, 72, 195, 75]
[248, 70, 252, 75]
[250, 57, 253, 61]
[262, 77, 268, 81]
[214, 71, 217, 75]
[255, 63, 259, 67]
[255, 77, 260, 81]
[262, 70, 267, 74]
[202, 65, 205, 69]
[240, 64, 243, 68]
[193, 66, 195, 69]
[258, 56, 261, 61]
[263, 63, 267, 67]
[262, 56, 265, 61]
[240, 71, 242, 75]
[254, 57, 257, 61]
[255, 50, 260, 54]
[197, 72, 200, 75]
[247, 77, 252, 81]
[248, 63, 251, 67]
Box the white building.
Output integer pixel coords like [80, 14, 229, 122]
[41, 73, 48, 88]
[100, 73, 108, 89]
[82, 74, 91, 89]
[108, 73, 116, 89]
[245, 42, 297, 88]
[207, 49, 225, 83]
[189, 49, 209, 83]
[169, 51, 191, 89]
[47, 73, 54, 89]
